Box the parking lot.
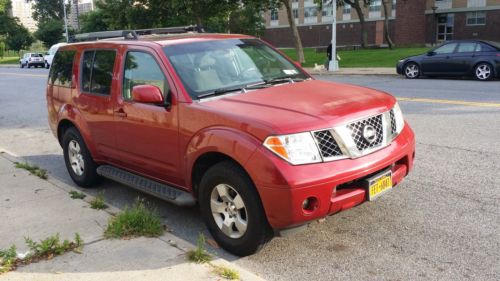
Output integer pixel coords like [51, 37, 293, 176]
[0, 68, 499, 281]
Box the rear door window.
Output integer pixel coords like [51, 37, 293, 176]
[81, 50, 116, 95]
[48, 50, 76, 87]
[457, 43, 476, 53]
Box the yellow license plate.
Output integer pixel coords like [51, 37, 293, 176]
[367, 171, 393, 201]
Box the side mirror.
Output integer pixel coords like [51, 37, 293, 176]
[427, 51, 436, 56]
[132, 85, 164, 104]
[294, 61, 301, 67]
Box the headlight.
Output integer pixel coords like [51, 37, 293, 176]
[393, 102, 405, 134]
[264, 132, 322, 165]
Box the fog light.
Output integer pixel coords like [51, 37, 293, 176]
[302, 197, 319, 213]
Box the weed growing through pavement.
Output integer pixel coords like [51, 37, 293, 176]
[0, 233, 82, 274]
[90, 192, 107, 210]
[213, 265, 240, 280]
[14, 162, 48, 180]
[0, 245, 17, 273]
[105, 198, 163, 238]
[187, 233, 212, 263]
[69, 191, 86, 199]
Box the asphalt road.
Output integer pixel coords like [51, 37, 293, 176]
[0, 68, 499, 281]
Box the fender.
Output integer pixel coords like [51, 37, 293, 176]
[57, 103, 102, 162]
[184, 126, 263, 189]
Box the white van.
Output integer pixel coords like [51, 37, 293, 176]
[44, 43, 67, 69]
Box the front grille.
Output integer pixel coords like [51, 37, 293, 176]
[313, 130, 343, 158]
[347, 115, 384, 151]
[390, 109, 397, 135]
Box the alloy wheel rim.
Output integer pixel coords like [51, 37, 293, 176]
[405, 64, 419, 78]
[210, 184, 248, 239]
[68, 140, 85, 176]
[476, 65, 491, 80]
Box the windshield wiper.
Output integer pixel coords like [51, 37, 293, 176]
[197, 82, 270, 99]
[264, 76, 305, 85]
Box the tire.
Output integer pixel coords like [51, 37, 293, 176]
[45, 62, 49, 69]
[474, 63, 493, 81]
[199, 161, 272, 256]
[27, 64, 31, 69]
[62, 127, 100, 187]
[404, 62, 420, 79]
[20, 63, 24, 69]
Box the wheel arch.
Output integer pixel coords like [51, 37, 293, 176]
[185, 127, 262, 197]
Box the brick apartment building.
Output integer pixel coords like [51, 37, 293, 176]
[262, 0, 500, 48]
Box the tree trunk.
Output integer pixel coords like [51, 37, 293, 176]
[382, 0, 394, 49]
[352, 3, 367, 48]
[282, 0, 305, 63]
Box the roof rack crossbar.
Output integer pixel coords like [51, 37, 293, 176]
[69, 25, 204, 43]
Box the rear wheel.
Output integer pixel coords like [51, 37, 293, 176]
[199, 161, 272, 256]
[27, 64, 31, 69]
[474, 63, 493, 81]
[62, 127, 100, 187]
[45, 62, 49, 69]
[20, 63, 24, 68]
[404, 62, 420, 79]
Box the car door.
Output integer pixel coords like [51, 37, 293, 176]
[421, 43, 458, 75]
[453, 42, 477, 74]
[112, 46, 182, 186]
[76, 49, 118, 159]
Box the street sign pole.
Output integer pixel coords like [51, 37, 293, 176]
[62, 0, 69, 42]
[329, 0, 339, 71]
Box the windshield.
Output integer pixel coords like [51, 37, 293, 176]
[163, 38, 308, 99]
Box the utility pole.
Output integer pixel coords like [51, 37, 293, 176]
[62, 0, 69, 42]
[329, 0, 339, 72]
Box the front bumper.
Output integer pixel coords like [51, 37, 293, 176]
[396, 61, 405, 75]
[245, 123, 415, 229]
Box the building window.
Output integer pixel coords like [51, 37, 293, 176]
[467, 0, 486, 8]
[270, 9, 279, 21]
[343, 4, 351, 14]
[466, 11, 486, 25]
[304, 7, 317, 18]
[392, 0, 396, 10]
[292, 8, 299, 19]
[369, 0, 381, 12]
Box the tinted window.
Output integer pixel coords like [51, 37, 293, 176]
[457, 43, 476, 53]
[123, 51, 168, 101]
[434, 43, 457, 54]
[81, 50, 116, 95]
[48, 50, 76, 87]
[31, 54, 43, 57]
[476, 43, 496, 52]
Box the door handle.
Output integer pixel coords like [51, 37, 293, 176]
[114, 108, 127, 118]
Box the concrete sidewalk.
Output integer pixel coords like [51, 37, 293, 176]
[0, 152, 265, 281]
[304, 67, 397, 76]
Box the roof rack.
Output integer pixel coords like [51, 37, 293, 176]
[69, 25, 204, 43]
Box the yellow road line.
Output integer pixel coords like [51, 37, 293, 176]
[0, 72, 47, 78]
[397, 97, 500, 108]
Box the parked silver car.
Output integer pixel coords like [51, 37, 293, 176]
[20, 53, 45, 68]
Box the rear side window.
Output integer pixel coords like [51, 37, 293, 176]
[48, 50, 76, 87]
[457, 43, 476, 53]
[476, 43, 496, 52]
[123, 51, 169, 100]
[81, 50, 116, 95]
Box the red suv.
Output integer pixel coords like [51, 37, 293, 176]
[47, 27, 415, 256]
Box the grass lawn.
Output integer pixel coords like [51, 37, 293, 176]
[0, 57, 19, 64]
[280, 47, 429, 68]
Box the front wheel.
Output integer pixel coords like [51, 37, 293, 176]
[474, 63, 493, 81]
[62, 127, 100, 187]
[199, 161, 272, 256]
[20, 63, 24, 69]
[45, 62, 50, 69]
[404, 62, 420, 79]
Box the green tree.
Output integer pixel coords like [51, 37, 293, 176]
[0, 40, 5, 58]
[6, 25, 33, 51]
[34, 19, 64, 48]
[228, 2, 265, 36]
[79, 9, 109, 32]
[28, 0, 69, 22]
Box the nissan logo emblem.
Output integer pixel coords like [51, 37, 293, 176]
[362, 125, 377, 143]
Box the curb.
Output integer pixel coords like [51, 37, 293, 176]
[0, 64, 19, 68]
[0, 150, 266, 281]
[304, 68, 398, 76]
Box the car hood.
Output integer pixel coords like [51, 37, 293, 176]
[199, 80, 396, 136]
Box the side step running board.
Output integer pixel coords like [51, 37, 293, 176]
[96, 165, 195, 207]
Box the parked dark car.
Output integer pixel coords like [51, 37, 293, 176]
[397, 40, 500, 81]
